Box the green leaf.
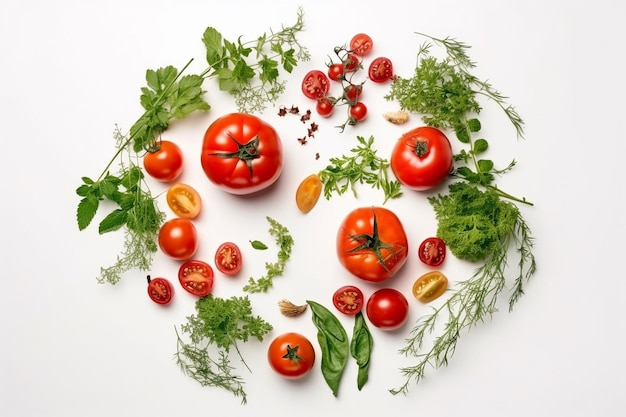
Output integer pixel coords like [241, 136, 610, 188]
[258, 57, 279, 84]
[467, 118, 481, 132]
[473, 138, 488, 154]
[477, 159, 494, 173]
[98, 208, 128, 234]
[76, 183, 93, 197]
[215, 67, 238, 92]
[282, 49, 297, 73]
[202, 27, 224, 67]
[77, 194, 99, 231]
[232, 60, 255, 84]
[250, 240, 268, 250]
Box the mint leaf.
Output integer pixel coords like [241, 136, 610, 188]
[77, 194, 99, 231]
[99, 208, 128, 234]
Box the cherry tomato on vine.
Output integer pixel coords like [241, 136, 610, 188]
[166, 183, 202, 219]
[268, 332, 316, 379]
[412, 271, 448, 303]
[343, 84, 363, 102]
[143, 140, 184, 182]
[368, 57, 394, 83]
[343, 53, 360, 72]
[214, 242, 243, 275]
[201, 113, 283, 195]
[349, 102, 368, 123]
[301, 70, 330, 100]
[178, 260, 214, 297]
[315, 97, 335, 118]
[350, 33, 373, 56]
[366, 288, 409, 330]
[390, 126, 454, 191]
[158, 218, 198, 260]
[327, 63, 344, 81]
[418, 237, 447, 266]
[336, 206, 408, 283]
[332, 285, 364, 316]
[146, 275, 173, 305]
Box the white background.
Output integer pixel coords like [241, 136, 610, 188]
[2, 0, 624, 415]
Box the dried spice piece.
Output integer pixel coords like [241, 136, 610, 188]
[278, 299, 308, 317]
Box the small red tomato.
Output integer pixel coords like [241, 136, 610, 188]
[418, 237, 447, 266]
[143, 140, 184, 182]
[343, 53, 360, 72]
[315, 97, 335, 118]
[302, 70, 330, 100]
[343, 84, 363, 103]
[332, 285, 364, 316]
[366, 288, 409, 331]
[178, 260, 214, 297]
[350, 33, 373, 57]
[349, 102, 368, 123]
[214, 242, 243, 275]
[268, 332, 316, 379]
[146, 275, 173, 305]
[368, 57, 394, 83]
[158, 218, 198, 260]
[327, 63, 344, 81]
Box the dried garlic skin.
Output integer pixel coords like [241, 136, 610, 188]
[383, 110, 409, 125]
[278, 299, 308, 317]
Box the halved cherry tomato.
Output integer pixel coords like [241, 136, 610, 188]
[350, 33, 373, 56]
[143, 140, 184, 182]
[327, 63, 344, 81]
[316, 97, 335, 118]
[158, 218, 198, 260]
[295, 174, 322, 213]
[166, 183, 202, 219]
[343, 84, 363, 103]
[368, 57, 393, 83]
[412, 271, 448, 303]
[343, 53, 360, 72]
[302, 70, 330, 100]
[214, 242, 243, 275]
[332, 285, 364, 316]
[418, 237, 447, 266]
[147, 275, 173, 305]
[178, 260, 214, 297]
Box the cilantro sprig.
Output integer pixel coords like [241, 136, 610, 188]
[317, 135, 403, 204]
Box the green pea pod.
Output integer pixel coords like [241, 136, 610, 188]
[306, 300, 349, 396]
[350, 311, 373, 390]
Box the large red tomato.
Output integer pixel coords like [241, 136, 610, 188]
[201, 113, 283, 195]
[390, 126, 454, 191]
[336, 207, 408, 283]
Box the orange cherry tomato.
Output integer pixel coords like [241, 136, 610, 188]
[295, 174, 322, 213]
[412, 271, 449, 303]
[166, 183, 202, 219]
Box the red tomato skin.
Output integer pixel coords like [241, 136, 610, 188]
[336, 207, 409, 283]
[178, 260, 214, 297]
[201, 113, 283, 195]
[143, 140, 184, 182]
[158, 218, 198, 260]
[390, 126, 454, 191]
[418, 237, 447, 266]
[301, 70, 330, 100]
[214, 242, 243, 276]
[147, 276, 174, 305]
[366, 288, 409, 331]
[332, 285, 364, 316]
[368, 57, 394, 83]
[350, 33, 373, 57]
[267, 332, 316, 379]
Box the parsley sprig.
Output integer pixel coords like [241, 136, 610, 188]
[317, 135, 403, 204]
[385, 33, 537, 394]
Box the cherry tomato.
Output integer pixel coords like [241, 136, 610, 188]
[343, 53, 360, 72]
[350, 33, 373, 56]
[368, 57, 394, 83]
[295, 173, 322, 213]
[315, 97, 335, 118]
[267, 332, 316, 379]
[332, 285, 364, 316]
[418, 237, 447, 266]
[166, 183, 202, 219]
[366, 288, 409, 331]
[412, 271, 448, 303]
[337, 206, 409, 283]
[301, 70, 330, 100]
[214, 242, 243, 275]
[327, 63, 344, 81]
[158, 218, 198, 260]
[143, 140, 184, 182]
[147, 275, 173, 305]
[343, 84, 363, 103]
[201, 113, 283, 195]
[178, 260, 214, 297]
[349, 102, 368, 123]
[390, 126, 454, 191]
